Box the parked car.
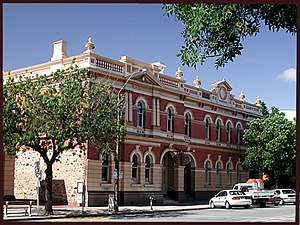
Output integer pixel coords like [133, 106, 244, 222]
[209, 190, 252, 209]
[273, 189, 296, 205]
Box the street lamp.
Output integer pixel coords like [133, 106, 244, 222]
[113, 69, 147, 212]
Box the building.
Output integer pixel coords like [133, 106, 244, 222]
[3, 38, 262, 206]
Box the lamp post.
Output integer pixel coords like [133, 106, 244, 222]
[113, 69, 147, 212]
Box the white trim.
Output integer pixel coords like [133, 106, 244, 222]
[144, 151, 155, 164]
[204, 158, 213, 169]
[226, 160, 234, 170]
[135, 96, 149, 109]
[215, 117, 224, 126]
[215, 159, 224, 169]
[185, 152, 197, 167]
[125, 139, 161, 147]
[165, 103, 177, 114]
[130, 148, 143, 163]
[225, 119, 234, 127]
[235, 121, 243, 129]
[184, 110, 194, 120]
[203, 114, 213, 123]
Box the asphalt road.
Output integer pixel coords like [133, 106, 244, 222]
[29, 204, 296, 222]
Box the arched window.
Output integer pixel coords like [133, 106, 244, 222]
[205, 160, 212, 185]
[226, 162, 233, 185]
[237, 163, 243, 182]
[237, 124, 242, 145]
[205, 117, 211, 140]
[184, 113, 191, 137]
[167, 107, 174, 132]
[132, 154, 140, 183]
[137, 101, 145, 128]
[101, 152, 109, 182]
[226, 122, 233, 144]
[216, 119, 222, 142]
[145, 155, 153, 183]
[216, 161, 222, 187]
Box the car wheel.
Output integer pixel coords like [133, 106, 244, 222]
[274, 202, 279, 206]
[225, 201, 231, 209]
[244, 205, 250, 209]
[279, 199, 284, 205]
[210, 201, 215, 209]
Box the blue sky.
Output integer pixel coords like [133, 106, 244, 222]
[3, 4, 296, 113]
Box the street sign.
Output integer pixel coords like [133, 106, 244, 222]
[77, 182, 84, 194]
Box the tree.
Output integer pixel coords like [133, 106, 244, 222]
[163, 4, 296, 68]
[243, 106, 296, 188]
[3, 65, 125, 215]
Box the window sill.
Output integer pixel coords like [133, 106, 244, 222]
[131, 183, 142, 187]
[144, 183, 154, 187]
[100, 182, 112, 186]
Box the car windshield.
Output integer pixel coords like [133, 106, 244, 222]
[229, 191, 244, 195]
[282, 189, 295, 194]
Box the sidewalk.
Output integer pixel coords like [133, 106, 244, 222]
[3, 204, 210, 221]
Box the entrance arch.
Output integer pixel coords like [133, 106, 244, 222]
[161, 149, 196, 201]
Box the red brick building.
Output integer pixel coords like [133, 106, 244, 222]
[4, 38, 262, 206]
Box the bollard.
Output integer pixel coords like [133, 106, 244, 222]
[149, 196, 154, 211]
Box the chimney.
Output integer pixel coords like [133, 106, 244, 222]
[51, 40, 67, 61]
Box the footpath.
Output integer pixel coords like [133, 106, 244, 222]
[3, 203, 210, 221]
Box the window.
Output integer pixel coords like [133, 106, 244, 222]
[132, 154, 140, 183]
[205, 160, 212, 185]
[216, 120, 222, 142]
[167, 107, 174, 132]
[101, 152, 109, 182]
[226, 122, 233, 144]
[184, 113, 191, 137]
[237, 163, 242, 182]
[227, 162, 233, 185]
[216, 161, 222, 187]
[145, 155, 153, 183]
[137, 101, 145, 128]
[205, 117, 211, 140]
[237, 124, 242, 145]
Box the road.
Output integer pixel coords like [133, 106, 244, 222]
[29, 205, 295, 222]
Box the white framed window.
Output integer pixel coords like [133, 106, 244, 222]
[216, 161, 222, 187]
[145, 155, 153, 183]
[167, 107, 174, 132]
[101, 152, 109, 182]
[226, 162, 233, 185]
[137, 101, 145, 128]
[132, 154, 140, 183]
[237, 124, 242, 145]
[226, 122, 233, 144]
[216, 119, 222, 142]
[205, 160, 212, 185]
[205, 117, 211, 140]
[184, 113, 191, 137]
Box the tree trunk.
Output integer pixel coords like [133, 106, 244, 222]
[44, 163, 53, 215]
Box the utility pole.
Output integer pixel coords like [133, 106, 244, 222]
[113, 69, 147, 212]
[33, 159, 41, 215]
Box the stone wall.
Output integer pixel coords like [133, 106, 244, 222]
[14, 147, 85, 206]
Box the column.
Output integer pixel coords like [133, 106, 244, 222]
[152, 97, 156, 126]
[156, 98, 160, 127]
[129, 92, 133, 122]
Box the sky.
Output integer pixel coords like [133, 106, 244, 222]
[3, 4, 296, 115]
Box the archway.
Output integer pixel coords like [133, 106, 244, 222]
[162, 151, 176, 196]
[182, 154, 196, 198]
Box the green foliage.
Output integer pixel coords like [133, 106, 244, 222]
[163, 4, 296, 68]
[243, 106, 296, 180]
[3, 65, 125, 160]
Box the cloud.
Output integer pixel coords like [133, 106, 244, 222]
[277, 68, 296, 82]
[281, 110, 296, 121]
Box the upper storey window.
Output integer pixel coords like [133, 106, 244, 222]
[184, 113, 192, 137]
[236, 123, 242, 145]
[167, 107, 174, 132]
[205, 117, 212, 140]
[216, 119, 222, 142]
[137, 101, 145, 128]
[226, 121, 233, 144]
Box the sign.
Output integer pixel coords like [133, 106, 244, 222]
[113, 170, 123, 180]
[34, 161, 41, 180]
[77, 182, 84, 194]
